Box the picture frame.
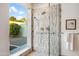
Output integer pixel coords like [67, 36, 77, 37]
[66, 19, 76, 30]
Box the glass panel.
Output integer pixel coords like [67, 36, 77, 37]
[9, 3, 28, 54]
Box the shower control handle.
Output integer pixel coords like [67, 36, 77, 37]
[46, 26, 50, 31]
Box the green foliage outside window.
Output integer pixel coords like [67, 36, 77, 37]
[9, 16, 26, 22]
[9, 16, 16, 21]
[10, 23, 21, 37]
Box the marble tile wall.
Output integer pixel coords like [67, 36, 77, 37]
[33, 4, 60, 56]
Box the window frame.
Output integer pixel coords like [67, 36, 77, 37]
[9, 3, 33, 56]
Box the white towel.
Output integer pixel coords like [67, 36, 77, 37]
[64, 33, 69, 50]
[66, 33, 75, 51]
[73, 34, 79, 51]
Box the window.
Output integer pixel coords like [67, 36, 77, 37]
[9, 3, 32, 55]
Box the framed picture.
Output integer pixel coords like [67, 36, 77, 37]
[66, 19, 76, 30]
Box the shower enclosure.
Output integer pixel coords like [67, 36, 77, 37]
[33, 3, 61, 56]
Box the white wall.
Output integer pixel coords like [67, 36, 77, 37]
[61, 3, 79, 56]
[0, 3, 10, 56]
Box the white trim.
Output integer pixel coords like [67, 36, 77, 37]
[10, 47, 31, 56]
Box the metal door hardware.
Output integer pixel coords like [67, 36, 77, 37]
[46, 26, 50, 31]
